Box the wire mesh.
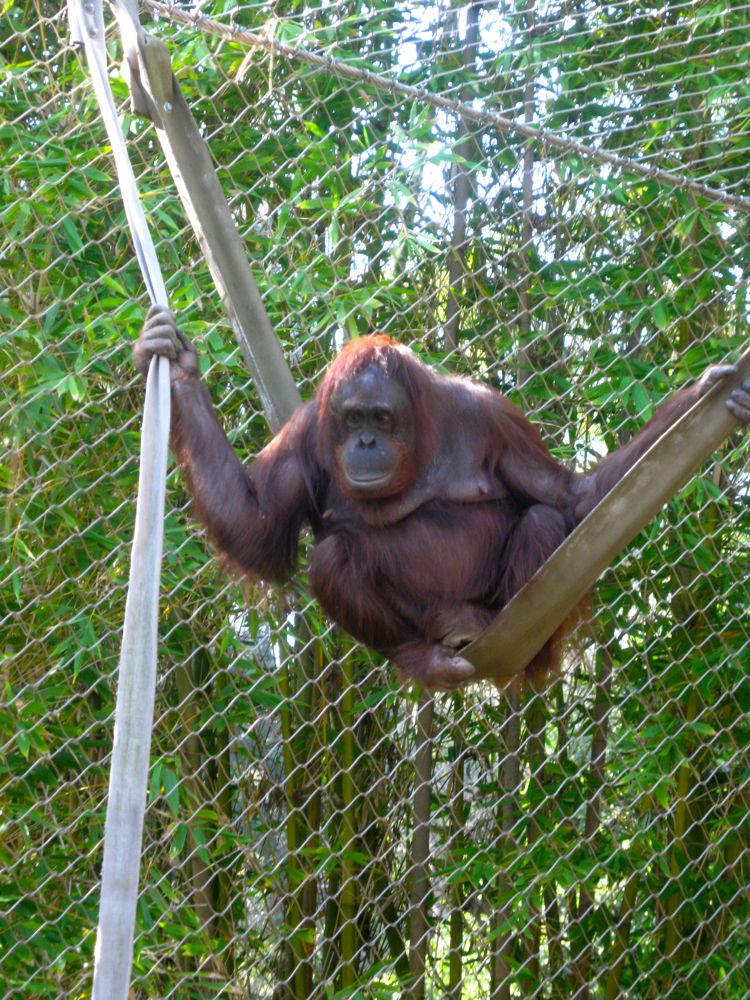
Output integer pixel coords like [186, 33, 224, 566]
[2, 0, 749, 997]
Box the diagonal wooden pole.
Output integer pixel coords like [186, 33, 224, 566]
[111, 0, 301, 432]
[465, 348, 750, 681]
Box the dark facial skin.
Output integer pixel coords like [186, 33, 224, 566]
[330, 366, 416, 498]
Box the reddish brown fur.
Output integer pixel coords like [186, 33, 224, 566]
[164, 333, 709, 689]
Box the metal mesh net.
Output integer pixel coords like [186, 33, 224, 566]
[2, 0, 749, 996]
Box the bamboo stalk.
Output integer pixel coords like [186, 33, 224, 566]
[491, 688, 521, 1000]
[544, 884, 566, 999]
[280, 651, 313, 999]
[175, 649, 216, 938]
[408, 693, 435, 1000]
[448, 716, 466, 998]
[370, 865, 410, 981]
[524, 692, 547, 987]
[301, 645, 324, 979]
[444, 1, 480, 354]
[516, 0, 537, 384]
[572, 643, 615, 998]
[339, 653, 359, 990]
[209, 659, 236, 975]
[661, 688, 700, 985]
[603, 872, 640, 1000]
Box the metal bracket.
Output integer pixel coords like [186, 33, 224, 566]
[109, 0, 173, 123]
[68, 0, 101, 45]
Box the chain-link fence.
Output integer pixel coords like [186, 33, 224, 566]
[2, 1, 750, 996]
